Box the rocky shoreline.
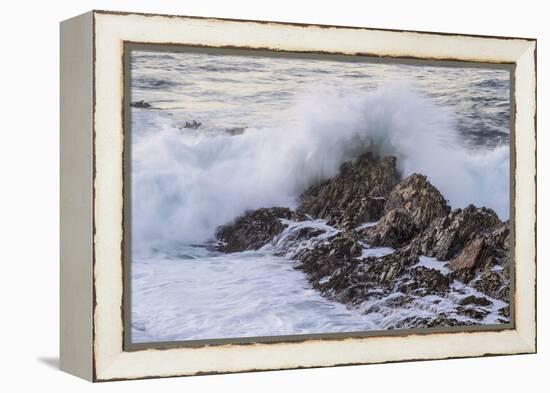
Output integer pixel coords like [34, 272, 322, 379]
[214, 152, 510, 328]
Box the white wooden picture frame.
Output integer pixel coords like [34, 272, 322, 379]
[60, 10, 536, 382]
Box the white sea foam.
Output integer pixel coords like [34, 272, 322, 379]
[131, 229, 508, 342]
[131, 249, 380, 343]
[132, 83, 509, 250]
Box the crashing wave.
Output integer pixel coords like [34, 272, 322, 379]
[131, 83, 509, 250]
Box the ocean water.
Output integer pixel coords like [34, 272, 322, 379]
[129, 50, 511, 343]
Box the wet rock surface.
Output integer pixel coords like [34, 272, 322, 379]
[214, 153, 510, 329]
[404, 205, 502, 261]
[363, 174, 450, 248]
[383, 174, 451, 229]
[297, 153, 400, 229]
[130, 100, 152, 108]
[215, 207, 304, 253]
[405, 267, 451, 296]
[471, 271, 510, 302]
[448, 238, 494, 271]
[389, 314, 476, 329]
[362, 209, 417, 248]
[459, 295, 492, 307]
[182, 120, 202, 129]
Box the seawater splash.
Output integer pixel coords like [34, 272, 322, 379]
[131, 83, 509, 251]
[131, 218, 508, 342]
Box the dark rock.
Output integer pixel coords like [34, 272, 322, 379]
[486, 220, 511, 250]
[363, 294, 415, 312]
[448, 237, 494, 272]
[404, 205, 502, 261]
[298, 243, 433, 307]
[296, 231, 362, 283]
[293, 231, 413, 305]
[471, 271, 510, 302]
[362, 208, 417, 248]
[459, 295, 492, 306]
[130, 100, 151, 108]
[484, 221, 511, 267]
[389, 314, 475, 329]
[383, 174, 451, 228]
[182, 120, 202, 129]
[297, 153, 400, 229]
[225, 127, 246, 135]
[364, 174, 450, 247]
[215, 207, 302, 252]
[457, 306, 489, 320]
[449, 267, 476, 283]
[356, 252, 417, 287]
[499, 305, 510, 318]
[405, 266, 451, 295]
[442, 218, 510, 292]
[292, 227, 326, 242]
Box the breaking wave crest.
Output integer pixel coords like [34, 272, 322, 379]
[131, 83, 509, 250]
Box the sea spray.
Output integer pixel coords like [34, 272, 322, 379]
[131, 83, 509, 251]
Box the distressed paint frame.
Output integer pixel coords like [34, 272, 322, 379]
[60, 10, 536, 382]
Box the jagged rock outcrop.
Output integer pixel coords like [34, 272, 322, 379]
[294, 231, 362, 287]
[482, 220, 511, 267]
[361, 209, 417, 248]
[471, 270, 510, 302]
[459, 295, 492, 306]
[364, 174, 450, 248]
[296, 239, 419, 305]
[384, 174, 451, 228]
[130, 100, 152, 108]
[401, 266, 451, 296]
[297, 153, 400, 229]
[403, 205, 502, 261]
[183, 120, 202, 129]
[448, 237, 494, 271]
[443, 218, 510, 295]
[215, 207, 304, 252]
[213, 153, 510, 328]
[295, 239, 452, 308]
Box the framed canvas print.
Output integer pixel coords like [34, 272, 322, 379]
[60, 10, 537, 382]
